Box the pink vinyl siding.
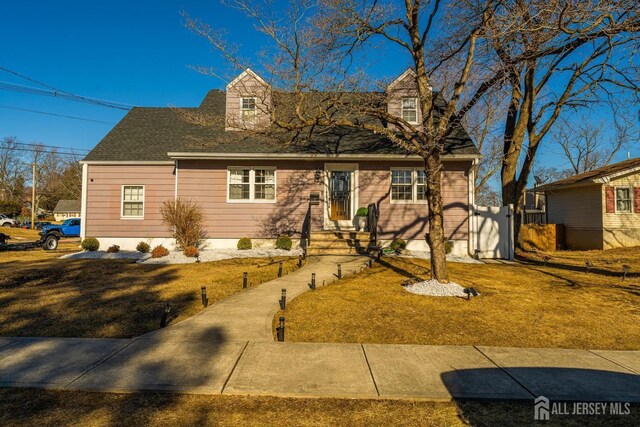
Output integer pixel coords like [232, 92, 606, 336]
[84, 160, 470, 241]
[85, 164, 175, 237]
[359, 161, 469, 240]
[177, 159, 323, 238]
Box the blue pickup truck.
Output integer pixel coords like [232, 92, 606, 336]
[39, 218, 81, 249]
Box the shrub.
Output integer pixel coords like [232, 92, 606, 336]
[445, 240, 454, 254]
[237, 238, 252, 250]
[151, 245, 170, 258]
[81, 237, 100, 252]
[106, 244, 120, 253]
[0, 200, 22, 218]
[136, 241, 150, 253]
[275, 234, 292, 250]
[160, 198, 207, 250]
[390, 238, 407, 252]
[356, 207, 368, 217]
[183, 246, 199, 258]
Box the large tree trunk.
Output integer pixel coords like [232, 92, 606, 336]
[424, 153, 449, 283]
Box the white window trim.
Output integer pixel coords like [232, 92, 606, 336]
[226, 166, 277, 204]
[390, 168, 427, 204]
[120, 185, 145, 220]
[614, 186, 633, 214]
[401, 97, 419, 125]
[240, 97, 257, 112]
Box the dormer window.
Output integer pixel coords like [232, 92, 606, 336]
[401, 97, 418, 124]
[241, 97, 257, 121]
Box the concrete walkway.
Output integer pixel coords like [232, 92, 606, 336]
[143, 255, 369, 341]
[0, 255, 639, 402]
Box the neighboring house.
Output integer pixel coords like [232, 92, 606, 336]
[534, 158, 640, 250]
[80, 69, 480, 255]
[53, 199, 81, 221]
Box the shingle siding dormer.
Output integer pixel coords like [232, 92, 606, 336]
[225, 68, 271, 131]
[386, 68, 431, 131]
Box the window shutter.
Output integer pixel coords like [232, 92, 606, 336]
[634, 187, 640, 213]
[605, 186, 615, 213]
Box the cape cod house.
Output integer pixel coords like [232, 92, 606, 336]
[80, 69, 480, 255]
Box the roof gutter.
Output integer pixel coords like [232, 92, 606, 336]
[165, 152, 481, 161]
[80, 160, 175, 165]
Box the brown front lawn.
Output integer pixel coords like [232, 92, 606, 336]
[0, 245, 301, 338]
[4, 389, 637, 427]
[278, 250, 640, 350]
[519, 246, 640, 275]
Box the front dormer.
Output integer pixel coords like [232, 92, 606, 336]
[225, 68, 271, 131]
[386, 68, 431, 130]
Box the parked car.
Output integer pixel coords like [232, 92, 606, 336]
[0, 214, 18, 227]
[41, 218, 81, 238]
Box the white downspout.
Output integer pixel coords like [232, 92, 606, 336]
[174, 160, 179, 201]
[80, 163, 88, 240]
[467, 159, 477, 257]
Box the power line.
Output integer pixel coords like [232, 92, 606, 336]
[0, 80, 133, 111]
[0, 145, 87, 157]
[0, 104, 117, 125]
[0, 65, 135, 110]
[8, 141, 90, 153]
[0, 66, 135, 108]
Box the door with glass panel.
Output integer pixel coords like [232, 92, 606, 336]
[329, 171, 351, 220]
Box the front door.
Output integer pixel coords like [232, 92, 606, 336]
[330, 171, 351, 220]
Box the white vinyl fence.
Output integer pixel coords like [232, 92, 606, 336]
[471, 204, 514, 260]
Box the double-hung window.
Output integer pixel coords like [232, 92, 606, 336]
[241, 97, 257, 121]
[122, 185, 144, 218]
[615, 187, 632, 213]
[228, 167, 276, 202]
[390, 169, 427, 203]
[401, 97, 418, 123]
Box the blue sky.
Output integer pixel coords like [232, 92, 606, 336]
[1, 1, 637, 168]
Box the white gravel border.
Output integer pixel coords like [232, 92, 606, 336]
[61, 247, 303, 263]
[396, 250, 483, 264]
[61, 250, 150, 260]
[403, 279, 473, 297]
[139, 247, 304, 264]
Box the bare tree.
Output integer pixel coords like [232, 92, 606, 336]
[184, 0, 512, 282]
[553, 109, 637, 174]
[462, 91, 506, 201]
[0, 136, 28, 201]
[489, 0, 640, 235]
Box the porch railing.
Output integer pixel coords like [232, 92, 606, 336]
[367, 203, 379, 245]
[301, 202, 312, 256]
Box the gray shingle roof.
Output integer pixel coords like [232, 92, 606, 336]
[84, 90, 478, 162]
[535, 158, 640, 192]
[54, 199, 81, 213]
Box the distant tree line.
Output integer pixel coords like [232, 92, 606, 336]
[0, 136, 82, 217]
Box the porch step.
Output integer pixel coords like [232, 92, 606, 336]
[308, 240, 372, 250]
[306, 247, 369, 256]
[307, 231, 376, 255]
[310, 231, 371, 242]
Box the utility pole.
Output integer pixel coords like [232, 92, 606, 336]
[31, 162, 36, 230]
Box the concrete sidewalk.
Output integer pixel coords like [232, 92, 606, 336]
[0, 337, 639, 402]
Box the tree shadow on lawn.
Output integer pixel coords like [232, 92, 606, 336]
[0, 254, 299, 339]
[514, 262, 640, 298]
